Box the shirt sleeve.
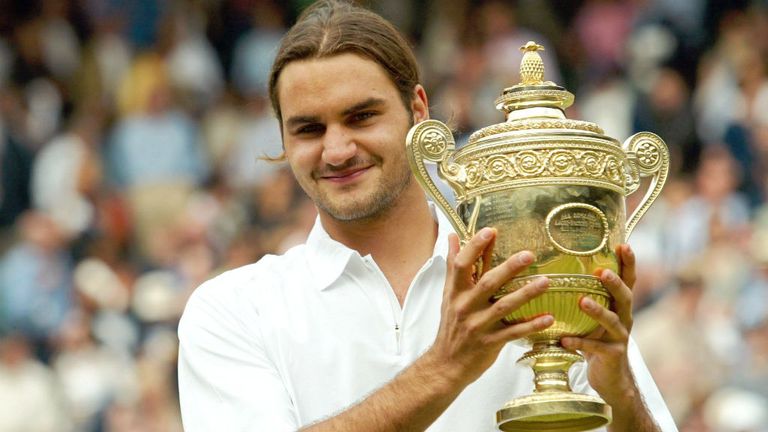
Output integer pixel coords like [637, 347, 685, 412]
[177, 280, 298, 432]
[568, 336, 678, 432]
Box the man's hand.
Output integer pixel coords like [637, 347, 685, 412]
[561, 244, 660, 432]
[427, 228, 554, 386]
[561, 244, 635, 402]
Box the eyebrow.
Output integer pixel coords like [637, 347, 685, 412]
[284, 97, 387, 130]
[341, 97, 386, 116]
[285, 115, 320, 130]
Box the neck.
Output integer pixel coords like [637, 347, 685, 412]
[319, 182, 438, 303]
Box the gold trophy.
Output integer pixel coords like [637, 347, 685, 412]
[406, 42, 669, 431]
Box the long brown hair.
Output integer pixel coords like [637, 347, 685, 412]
[268, 0, 421, 125]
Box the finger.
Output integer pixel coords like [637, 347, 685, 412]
[446, 233, 460, 263]
[617, 244, 636, 289]
[600, 269, 633, 330]
[580, 297, 628, 342]
[474, 250, 536, 298]
[561, 335, 620, 355]
[478, 229, 497, 279]
[444, 233, 461, 295]
[486, 314, 554, 345]
[452, 228, 496, 285]
[584, 326, 606, 341]
[481, 276, 549, 324]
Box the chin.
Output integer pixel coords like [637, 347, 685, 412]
[318, 194, 396, 221]
[315, 172, 412, 221]
[322, 203, 384, 221]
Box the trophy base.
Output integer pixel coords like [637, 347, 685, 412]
[496, 392, 611, 432]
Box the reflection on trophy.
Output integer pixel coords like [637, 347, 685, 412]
[406, 41, 669, 431]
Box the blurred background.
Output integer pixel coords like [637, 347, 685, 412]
[0, 0, 767, 430]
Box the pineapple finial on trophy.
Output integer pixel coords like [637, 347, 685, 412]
[519, 41, 545, 85]
[495, 41, 573, 116]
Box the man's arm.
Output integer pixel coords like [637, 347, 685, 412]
[302, 228, 553, 432]
[178, 277, 299, 432]
[562, 245, 663, 432]
[299, 348, 463, 432]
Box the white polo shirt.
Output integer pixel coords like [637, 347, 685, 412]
[178, 207, 677, 431]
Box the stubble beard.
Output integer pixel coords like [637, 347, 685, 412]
[312, 158, 413, 222]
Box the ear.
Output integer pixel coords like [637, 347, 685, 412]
[410, 84, 429, 124]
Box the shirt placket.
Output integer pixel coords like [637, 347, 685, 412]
[360, 255, 403, 355]
[362, 255, 437, 357]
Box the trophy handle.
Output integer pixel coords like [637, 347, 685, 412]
[622, 132, 670, 239]
[406, 119, 470, 242]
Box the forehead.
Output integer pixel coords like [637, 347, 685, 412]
[277, 53, 400, 118]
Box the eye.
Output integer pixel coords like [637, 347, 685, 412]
[295, 123, 325, 136]
[349, 111, 377, 124]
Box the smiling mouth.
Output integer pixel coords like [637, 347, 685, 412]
[319, 165, 373, 182]
[313, 158, 376, 182]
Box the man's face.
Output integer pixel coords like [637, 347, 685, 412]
[277, 53, 425, 221]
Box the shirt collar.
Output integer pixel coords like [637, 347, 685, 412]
[305, 201, 454, 291]
[304, 218, 356, 291]
[430, 202, 453, 262]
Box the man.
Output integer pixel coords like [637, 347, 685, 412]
[178, 1, 677, 431]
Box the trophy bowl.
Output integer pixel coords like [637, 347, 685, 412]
[406, 42, 669, 432]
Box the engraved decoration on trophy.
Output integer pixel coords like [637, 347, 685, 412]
[406, 41, 669, 432]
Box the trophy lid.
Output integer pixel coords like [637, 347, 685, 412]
[495, 41, 574, 113]
[466, 41, 605, 146]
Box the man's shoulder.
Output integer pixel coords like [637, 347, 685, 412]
[181, 245, 311, 322]
[178, 244, 315, 346]
[198, 245, 309, 297]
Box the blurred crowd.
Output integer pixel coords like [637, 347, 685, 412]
[0, 0, 767, 431]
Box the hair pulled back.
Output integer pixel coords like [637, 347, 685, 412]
[268, 0, 421, 123]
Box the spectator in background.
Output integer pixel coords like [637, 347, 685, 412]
[663, 146, 750, 269]
[74, 4, 132, 113]
[0, 211, 74, 360]
[633, 262, 726, 424]
[752, 119, 768, 204]
[573, 0, 636, 81]
[0, 334, 70, 432]
[737, 227, 768, 332]
[121, 0, 168, 51]
[479, 0, 561, 86]
[36, 0, 82, 86]
[220, 92, 284, 194]
[108, 53, 208, 266]
[50, 310, 136, 432]
[440, 0, 562, 131]
[219, 1, 286, 191]
[692, 7, 753, 145]
[165, 5, 225, 113]
[0, 118, 34, 236]
[724, 46, 768, 207]
[633, 67, 700, 176]
[230, 1, 286, 99]
[31, 107, 104, 239]
[577, 67, 636, 144]
[10, 16, 64, 148]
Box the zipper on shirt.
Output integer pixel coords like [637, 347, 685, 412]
[394, 323, 401, 355]
[387, 295, 402, 356]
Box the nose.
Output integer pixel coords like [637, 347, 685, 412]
[321, 124, 357, 166]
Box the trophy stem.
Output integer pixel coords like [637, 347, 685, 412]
[523, 342, 582, 394]
[495, 341, 612, 432]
